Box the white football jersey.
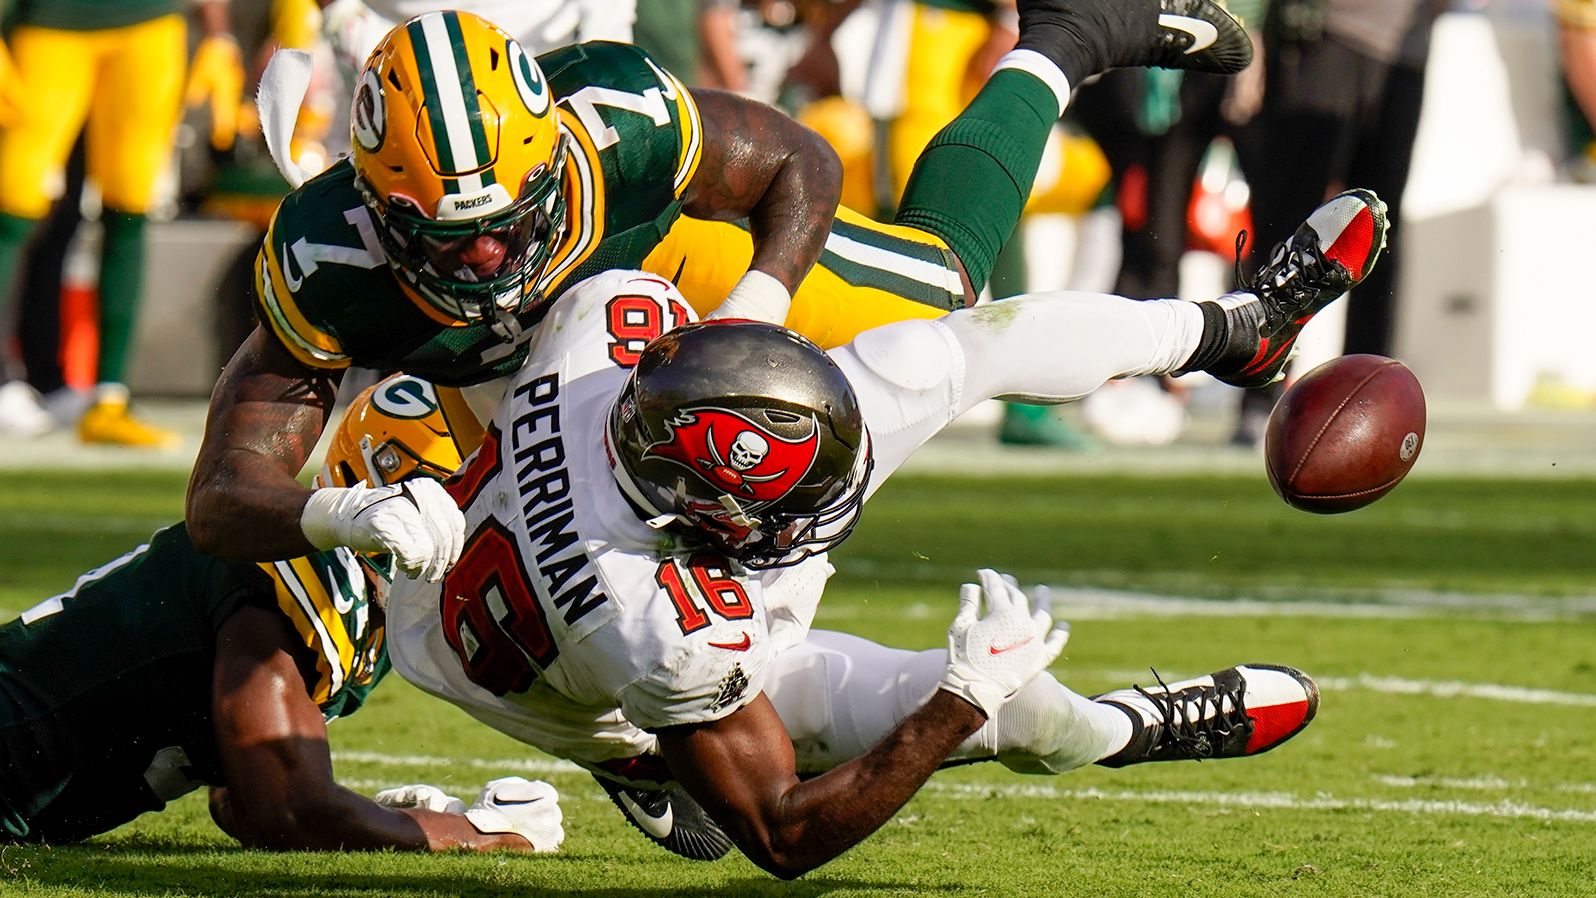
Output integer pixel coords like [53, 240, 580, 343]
[387, 270, 832, 767]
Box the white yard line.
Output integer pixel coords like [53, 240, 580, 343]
[816, 580, 1596, 622]
[919, 781, 1596, 823]
[332, 751, 1596, 824]
[333, 749, 582, 776]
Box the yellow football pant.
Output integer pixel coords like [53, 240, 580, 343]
[0, 16, 186, 218]
[643, 207, 963, 350]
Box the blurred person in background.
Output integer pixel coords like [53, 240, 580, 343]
[785, 0, 1112, 447]
[1067, 0, 1266, 446]
[0, 0, 242, 446]
[1556, 0, 1596, 177]
[317, 0, 636, 77]
[1231, 0, 1446, 445]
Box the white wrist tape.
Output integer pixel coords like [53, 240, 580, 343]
[706, 269, 792, 325]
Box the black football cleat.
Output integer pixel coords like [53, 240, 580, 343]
[1193, 189, 1389, 389]
[1095, 664, 1319, 767]
[1016, 0, 1254, 78]
[595, 775, 734, 861]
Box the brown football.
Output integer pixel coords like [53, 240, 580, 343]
[1265, 355, 1426, 514]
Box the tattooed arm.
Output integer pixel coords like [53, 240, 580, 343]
[682, 89, 841, 293]
[186, 326, 341, 560]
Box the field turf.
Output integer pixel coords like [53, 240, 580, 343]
[1, 468, 1593, 897]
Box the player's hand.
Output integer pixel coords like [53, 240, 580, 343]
[374, 783, 466, 814]
[0, 39, 23, 128]
[185, 34, 245, 151]
[464, 777, 564, 852]
[300, 479, 466, 582]
[939, 569, 1070, 717]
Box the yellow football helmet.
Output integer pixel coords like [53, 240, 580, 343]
[320, 375, 466, 489]
[351, 11, 567, 323]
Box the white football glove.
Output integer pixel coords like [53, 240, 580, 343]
[300, 479, 465, 582]
[464, 777, 564, 853]
[939, 569, 1071, 717]
[373, 783, 466, 815]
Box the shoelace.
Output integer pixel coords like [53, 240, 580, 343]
[1133, 668, 1250, 761]
[1232, 229, 1340, 327]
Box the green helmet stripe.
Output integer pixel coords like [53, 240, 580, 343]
[407, 17, 458, 190]
[441, 12, 496, 188]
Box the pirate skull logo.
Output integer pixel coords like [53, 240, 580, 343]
[728, 431, 769, 471]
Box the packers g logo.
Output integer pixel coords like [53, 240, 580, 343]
[507, 40, 550, 117]
[352, 67, 387, 152]
[371, 377, 438, 419]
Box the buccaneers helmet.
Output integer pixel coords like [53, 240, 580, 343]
[351, 11, 567, 323]
[320, 374, 467, 489]
[607, 321, 872, 567]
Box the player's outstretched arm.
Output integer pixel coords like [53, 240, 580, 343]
[682, 89, 842, 306]
[657, 570, 1067, 879]
[187, 327, 338, 560]
[209, 606, 554, 852]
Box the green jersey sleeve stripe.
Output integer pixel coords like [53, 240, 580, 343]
[272, 560, 346, 699]
[255, 254, 350, 365]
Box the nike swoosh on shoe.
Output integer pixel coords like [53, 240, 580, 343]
[1158, 14, 1218, 54]
[617, 792, 674, 839]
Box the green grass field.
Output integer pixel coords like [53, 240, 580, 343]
[2, 468, 1594, 897]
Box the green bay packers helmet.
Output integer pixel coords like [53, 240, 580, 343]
[607, 321, 873, 567]
[351, 11, 567, 324]
[320, 374, 466, 489]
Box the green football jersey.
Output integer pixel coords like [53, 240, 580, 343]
[0, 525, 388, 843]
[255, 41, 702, 387]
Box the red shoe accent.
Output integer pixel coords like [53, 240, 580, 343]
[1245, 699, 1312, 754]
[1323, 207, 1376, 278]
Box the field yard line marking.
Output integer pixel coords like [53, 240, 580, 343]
[817, 580, 1596, 622]
[1324, 674, 1596, 707]
[1374, 774, 1596, 793]
[333, 750, 582, 775]
[1092, 670, 1596, 708]
[920, 782, 1596, 823]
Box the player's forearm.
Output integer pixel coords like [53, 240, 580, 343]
[188, 334, 337, 560]
[188, 449, 318, 559]
[683, 89, 842, 293]
[224, 784, 531, 852]
[751, 691, 985, 878]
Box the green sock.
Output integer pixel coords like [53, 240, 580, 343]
[0, 213, 39, 322]
[893, 69, 1057, 292]
[988, 225, 1029, 301]
[96, 209, 147, 386]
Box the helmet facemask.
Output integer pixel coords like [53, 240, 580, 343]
[357, 134, 569, 326]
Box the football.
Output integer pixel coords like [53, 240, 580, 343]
[1264, 354, 1426, 514]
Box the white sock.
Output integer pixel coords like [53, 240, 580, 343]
[992, 49, 1074, 119]
[990, 675, 1135, 774]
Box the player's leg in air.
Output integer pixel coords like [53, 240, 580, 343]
[646, 0, 1256, 349]
[746, 188, 1387, 781]
[834, 188, 1389, 484]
